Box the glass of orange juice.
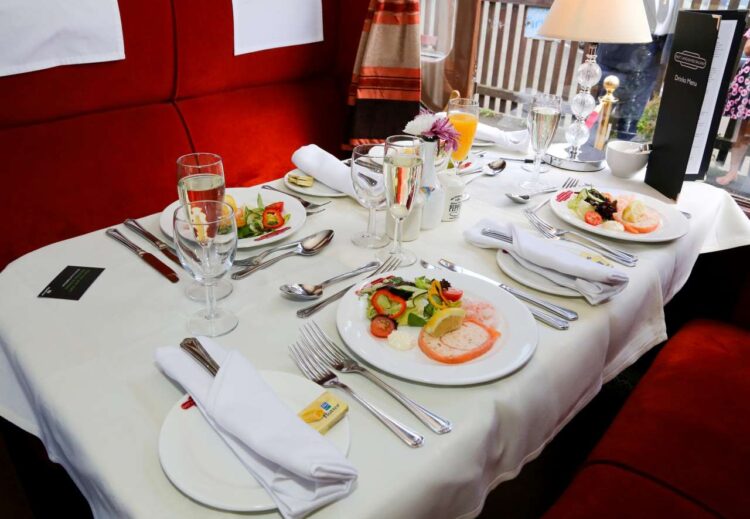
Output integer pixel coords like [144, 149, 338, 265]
[447, 98, 479, 168]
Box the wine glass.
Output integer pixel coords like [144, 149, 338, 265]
[173, 200, 238, 337]
[521, 94, 562, 191]
[378, 135, 423, 267]
[447, 98, 479, 169]
[351, 144, 389, 248]
[176, 153, 233, 302]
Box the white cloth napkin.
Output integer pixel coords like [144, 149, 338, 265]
[232, 0, 323, 56]
[292, 144, 356, 197]
[155, 339, 357, 519]
[465, 220, 629, 304]
[475, 123, 530, 153]
[0, 0, 125, 77]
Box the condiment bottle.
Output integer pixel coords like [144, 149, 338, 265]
[438, 171, 465, 221]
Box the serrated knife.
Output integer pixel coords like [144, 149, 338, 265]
[123, 218, 181, 266]
[106, 229, 179, 283]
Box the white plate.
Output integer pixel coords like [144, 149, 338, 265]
[496, 249, 579, 297]
[158, 370, 351, 512]
[336, 266, 537, 386]
[159, 187, 307, 248]
[549, 187, 689, 243]
[283, 169, 347, 198]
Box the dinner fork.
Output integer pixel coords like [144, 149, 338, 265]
[524, 209, 638, 267]
[289, 341, 425, 448]
[299, 322, 452, 434]
[296, 255, 400, 318]
[261, 185, 331, 210]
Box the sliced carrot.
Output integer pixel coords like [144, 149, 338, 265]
[418, 318, 500, 364]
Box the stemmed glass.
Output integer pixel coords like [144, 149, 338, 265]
[379, 135, 423, 267]
[173, 200, 238, 337]
[447, 98, 479, 170]
[350, 144, 389, 248]
[521, 94, 562, 190]
[176, 153, 233, 302]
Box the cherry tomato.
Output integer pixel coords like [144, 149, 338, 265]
[584, 210, 603, 226]
[370, 315, 396, 338]
[442, 287, 463, 302]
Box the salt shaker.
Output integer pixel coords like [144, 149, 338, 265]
[438, 171, 465, 221]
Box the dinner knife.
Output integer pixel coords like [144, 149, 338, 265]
[123, 218, 181, 266]
[437, 259, 575, 329]
[106, 229, 179, 283]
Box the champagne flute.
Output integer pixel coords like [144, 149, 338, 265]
[173, 200, 238, 337]
[350, 144, 389, 248]
[176, 153, 233, 302]
[447, 98, 479, 169]
[378, 135, 423, 267]
[521, 94, 561, 190]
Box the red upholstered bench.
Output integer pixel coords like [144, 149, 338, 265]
[543, 319, 750, 518]
[0, 0, 368, 269]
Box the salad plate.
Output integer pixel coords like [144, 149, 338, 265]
[549, 187, 689, 243]
[336, 265, 537, 386]
[496, 250, 580, 297]
[159, 187, 307, 248]
[158, 370, 351, 512]
[283, 169, 348, 198]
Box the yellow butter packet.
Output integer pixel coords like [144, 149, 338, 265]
[298, 391, 348, 435]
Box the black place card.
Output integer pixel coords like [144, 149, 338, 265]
[38, 266, 104, 301]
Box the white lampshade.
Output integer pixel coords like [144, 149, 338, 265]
[538, 0, 652, 44]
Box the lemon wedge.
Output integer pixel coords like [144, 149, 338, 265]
[622, 200, 646, 223]
[223, 194, 237, 213]
[424, 307, 466, 337]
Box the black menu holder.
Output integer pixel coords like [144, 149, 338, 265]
[645, 10, 746, 200]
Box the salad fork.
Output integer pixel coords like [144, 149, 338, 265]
[289, 341, 425, 448]
[524, 210, 638, 267]
[296, 255, 400, 318]
[261, 185, 331, 210]
[299, 322, 452, 434]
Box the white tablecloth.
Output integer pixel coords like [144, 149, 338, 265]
[0, 162, 748, 518]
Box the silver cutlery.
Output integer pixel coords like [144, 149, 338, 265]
[234, 229, 334, 267]
[296, 256, 400, 318]
[419, 259, 569, 330]
[261, 185, 331, 210]
[506, 177, 579, 204]
[343, 158, 380, 187]
[232, 230, 334, 280]
[290, 341, 424, 448]
[123, 218, 182, 266]
[300, 322, 452, 434]
[462, 159, 507, 185]
[106, 229, 179, 283]
[524, 207, 638, 267]
[180, 337, 220, 376]
[280, 260, 381, 301]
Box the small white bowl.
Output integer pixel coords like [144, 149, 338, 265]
[606, 140, 650, 178]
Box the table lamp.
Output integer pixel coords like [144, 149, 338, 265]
[537, 0, 652, 171]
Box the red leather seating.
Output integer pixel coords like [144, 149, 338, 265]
[0, 0, 369, 268]
[544, 320, 750, 518]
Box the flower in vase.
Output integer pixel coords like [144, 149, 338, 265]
[403, 110, 460, 154]
[404, 113, 438, 136]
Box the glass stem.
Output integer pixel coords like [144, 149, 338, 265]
[392, 218, 403, 255]
[205, 281, 216, 320]
[533, 153, 543, 177]
[366, 206, 376, 236]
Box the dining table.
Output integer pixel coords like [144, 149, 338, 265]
[1, 150, 749, 519]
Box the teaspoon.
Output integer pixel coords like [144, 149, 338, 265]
[232, 230, 334, 280]
[280, 260, 380, 301]
[464, 159, 507, 185]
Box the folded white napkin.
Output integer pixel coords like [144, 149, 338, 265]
[292, 144, 356, 198]
[465, 220, 629, 304]
[232, 0, 323, 56]
[475, 123, 530, 153]
[155, 339, 357, 519]
[0, 0, 125, 77]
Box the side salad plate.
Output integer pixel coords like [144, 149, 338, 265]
[336, 265, 537, 386]
[550, 187, 689, 243]
[160, 187, 307, 248]
[283, 169, 347, 198]
[158, 370, 351, 512]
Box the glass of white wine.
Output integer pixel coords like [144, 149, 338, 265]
[176, 153, 233, 302]
[522, 94, 562, 191]
[378, 135, 423, 267]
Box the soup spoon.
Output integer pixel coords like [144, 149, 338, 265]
[280, 260, 380, 301]
[464, 159, 507, 185]
[232, 230, 334, 280]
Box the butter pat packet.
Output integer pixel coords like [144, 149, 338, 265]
[298, 391, 348, 434]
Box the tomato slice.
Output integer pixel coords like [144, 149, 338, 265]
[266, 201, 284, 212]
[584, 210, 603, 226]
[370, 315, 396, 338]
[442, 287, 463, 302]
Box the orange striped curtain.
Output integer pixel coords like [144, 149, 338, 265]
[344, 0, 422, 149]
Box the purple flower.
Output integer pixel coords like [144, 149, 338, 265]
[423, 117, 460, 153]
